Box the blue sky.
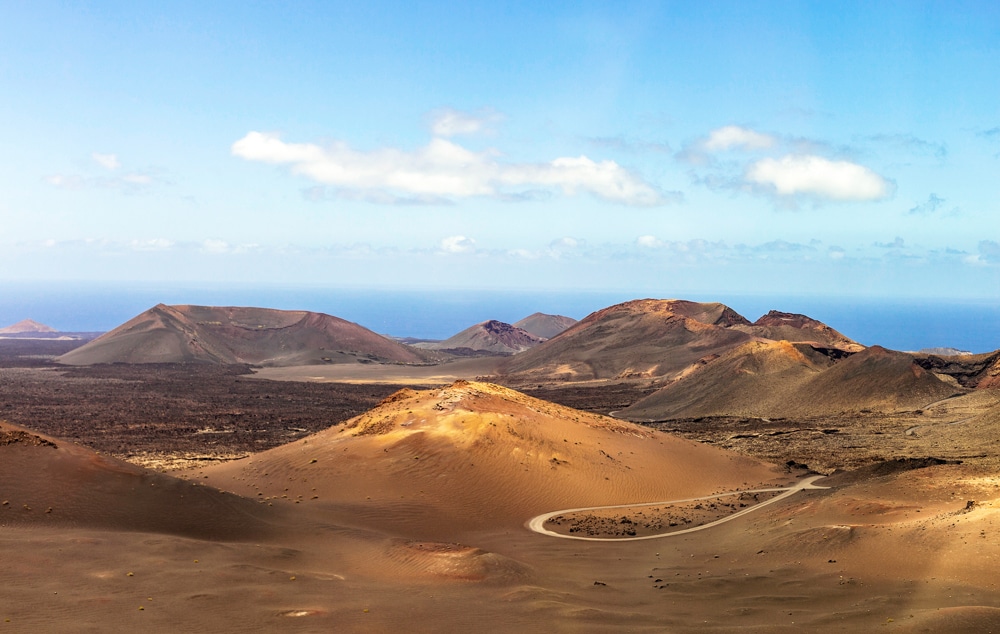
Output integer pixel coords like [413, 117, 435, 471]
[2, 1, 998, 299]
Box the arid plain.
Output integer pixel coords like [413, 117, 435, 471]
[3, 300, 1000, 632]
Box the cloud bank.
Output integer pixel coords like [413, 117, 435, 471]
[681, 125, 893, 204]
[232, 130, 667, 206]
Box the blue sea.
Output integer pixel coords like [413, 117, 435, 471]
[1, 282, 997, 354]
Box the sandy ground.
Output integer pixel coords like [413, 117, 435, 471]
[4, 344, 1000, 631]
[252, 357, 504, 385]
[5, 462, 1000, 632]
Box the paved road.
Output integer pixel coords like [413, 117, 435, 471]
[526, 475, 829, 542]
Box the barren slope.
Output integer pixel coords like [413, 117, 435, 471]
[0, 420, 276, 540]
[736, 310, 864, 351]
[57, 304, 433, 366]
[624, 344, 964, 421]
[915, 348, 1000, 388]
[0, 319, 57, 334]
[621, 340, 833, 420]
[802, 345, 963, 412]
[414, 320, 544, 355]
[498, 299, 754, 383]
[206, 380, 783, 536]
[512, 312, 577, 339]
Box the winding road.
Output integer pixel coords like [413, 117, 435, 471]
[526, 475, 829, 542]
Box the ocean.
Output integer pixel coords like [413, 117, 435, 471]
[1, 282, 997, 354]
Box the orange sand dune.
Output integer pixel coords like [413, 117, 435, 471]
[205, 381, 786, 538]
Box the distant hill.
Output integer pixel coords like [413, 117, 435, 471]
[412, 320, 544, 356]
[918, 347, 973, 357]
[498, 299, 756, 383]
[914, 349, 1000, 389]
[56, 304, 436, 366]
[0, 319, 97, 341]
[736, 310, 863, 351]
[0, 319, 58, 334]
[617, 340, 831, 419]
[512, 313, 577, 339]
[498, 299, 867, 386]
[621, 345, 962, 420]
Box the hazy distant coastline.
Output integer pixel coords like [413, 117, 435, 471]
[1, 282, 996, 353]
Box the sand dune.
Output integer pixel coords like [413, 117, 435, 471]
[57, 304, 435, 367]
[204, 381, 785, 537]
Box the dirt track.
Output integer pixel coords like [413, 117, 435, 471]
[527, 475, 829, 541]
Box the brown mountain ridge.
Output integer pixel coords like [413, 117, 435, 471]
[0, 319, 58, 334]
[620, 343, 962, 421]
[413, 320, 544, 356]
[57, 304, 436, 367]
[499, 299, 860, 385]
[512, 312, 577, 339]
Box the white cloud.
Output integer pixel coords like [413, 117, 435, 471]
[92, 153, 121, 171]
[122, 174, 152, 185]
[232, 131, 666, 206]
[980, 240, 1000, 263]
[129, 238, 174, 251]
[677, 125, 777, 165]
[45, 154, 162, 193]
[703, 126, 776, 151]
[201, 239, 231, 254]
[507, 248, 540, 259]
[439, 235, 476, 254]
[545, 237, 585, 259]
[746, 155, 891, 201]
[589, 136, 672, 154]
[429, 108, 501, 137]
[44, 174, 84, 189]
[636, 235, 663, 248]
[551, 237, 579, 249]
